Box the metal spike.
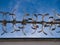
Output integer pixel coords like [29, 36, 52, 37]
[1, 32, 5, 35]
[31, 30, 36, 34]
[52, 28, 56, 31]
[49, 16, 54, 18]
[56, 31, 60, 33]
[34, 14, 37, 17]
[28, 18, 32, 20]
[11, 31, 15, 33]
[11, 29, 20, 33]
[26, 13, 30, 16]
[58, 24, 60, 27]
[18, 26, 24, 29]
[1, 30, 7, 35]
[44, 24, 50, 27]
[38, 30, 42, 33]
[45, 13, 49, 15]
[43, 31, 47, 35]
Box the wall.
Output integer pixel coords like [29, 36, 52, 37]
[0, 41, 60, 45]
[0, 39, 60, 45]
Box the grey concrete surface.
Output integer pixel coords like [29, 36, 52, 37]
[0, 41, 60, 45]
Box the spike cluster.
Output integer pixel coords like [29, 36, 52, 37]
[0, 11, 60, 36]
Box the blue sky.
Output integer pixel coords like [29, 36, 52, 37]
[0, 0, 60, 38]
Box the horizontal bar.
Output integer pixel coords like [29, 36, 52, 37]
[0, 21, 60, 24]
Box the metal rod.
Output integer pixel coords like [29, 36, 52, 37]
[0, 21, 60, 24]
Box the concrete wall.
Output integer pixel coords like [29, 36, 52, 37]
[0, 41, 60, 45]
[0, 39, 60, 45]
